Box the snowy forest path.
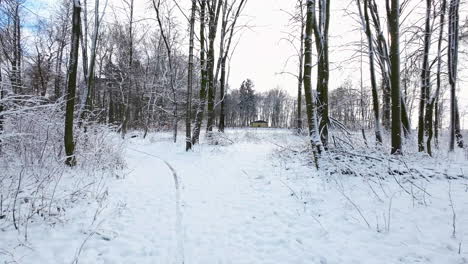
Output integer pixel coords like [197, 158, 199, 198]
[100, 130, 325, 264]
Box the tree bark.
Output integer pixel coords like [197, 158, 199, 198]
[64, 0, 82, 166]
[206, 0, 223, 133]
[304, 0, 322, 168]
[11, 2, 22, 94]
[418, 0, 432, 152]
[297, 0, 305, 134]
[448, 0, 462, 151]
[357, 0, 383, 144]
[388, 0, 402, 154]
[427, 0, 446, 156]
[186, 0, 197, 150]
[311, 0, 330, 148]
[191, 0, 207, 145]
[85, 0, 101, 113]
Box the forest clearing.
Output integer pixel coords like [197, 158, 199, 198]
[2, 128, 468, 263]
[1, 0, 468, 263]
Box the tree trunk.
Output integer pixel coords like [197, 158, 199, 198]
[0, 70, 4, 153]
[312, 0, 330, 148]
[85, 0, 101, 114]
[297, 0, 305, 134]
[418, 0, 432, 152]
[448, 0, 461, 151]
[382, 79, 391, 130]
[64, 0, 82, 166]
[10, 3, 22, 94]
[186, 0, 197, 150]
[357, 0, 383, 144]
[401, 96, 410, 137]
[206, 0, 222, 133]
[219, 56, 227, 132]
[427, 0, 446, 155]
[192, 0, 207, 145]
[304, 0, 322, 168]
[455, 99, 464, 148]
[388, 0, 402, 154]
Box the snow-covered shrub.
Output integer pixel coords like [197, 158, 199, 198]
[0, 95, 124, 237]
[205, 131, 235, 146]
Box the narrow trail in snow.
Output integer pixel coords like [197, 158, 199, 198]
[47, 129, 466, 264]
[126, 147, 185, 264]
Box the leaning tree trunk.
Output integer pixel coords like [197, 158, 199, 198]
[388, 0, 402, 154]
[64, 0, 82, 166]
[357, 0, 383, 144]
[304, 0, 322, 168]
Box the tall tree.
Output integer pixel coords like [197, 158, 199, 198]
[153, 0, 179, 143]
[191, 0, 207, 145]
[356, 0, 383, 144]
[427, 0, 446, 155]
[304, 0, 322, 168]
[64, 0, 82, 166]
[0, 62, 4, 153]
[296, 0, 305, 133]
[53, 0, 71, 100]
[218, 0, 248, 132]
[368, 0, 410, 137]
[448, 0, 463, 151]
[418, 0, 433, 152]
[205, 0, 223, 133]
[0, 0, 22, 93]
[83, 0, 105, 115]
[387, 0, 402, 154]
[311, 0, 331, 148]
[186, 0, 197, 150]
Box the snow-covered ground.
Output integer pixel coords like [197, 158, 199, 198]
[1, 128, 468, 263]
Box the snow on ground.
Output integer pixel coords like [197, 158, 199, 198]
[1, 128, 468, 263]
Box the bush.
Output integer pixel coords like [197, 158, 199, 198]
[0, 95, 124, 237]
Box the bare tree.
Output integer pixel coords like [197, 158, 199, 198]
[355, 0, 383, 144]
[53, 0, 71, 100]
[64, 0, 82, 166]
[368, 0, 411, 137]
[217, 0, 248, 132]
[311, 0, 331, 148]
[153, 0, 180, 143]
[387, 0, 402, 154]
[448, 0, 463, 151]
[205, 0, 223, 133]
[192, 0, 207, 145]
[427, 0, 446, 156]
[0, 0, 23, 94]
[417, 0, 433, 152]
[296, 0, 305, 134]
[304, 0, 322, 168]
[186, 0, 197, 150]
[82, 0, 106, 117]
